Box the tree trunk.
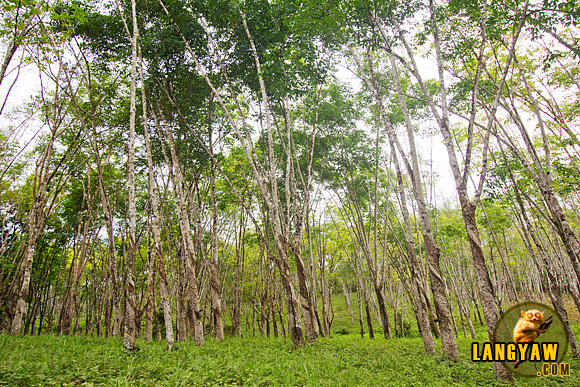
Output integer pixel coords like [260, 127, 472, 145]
[136, 49, 175, 349]
[386, 51, 457, 359]
[232, 210, 245, 337]
[153, 105, 204, 346]
[143, 231, 156, 341]
[207, 111, 224, 342]
[508, 164, 580, 357]
[121, 0, 139, 351]
[59, 197, 93, 335]
[389, 144, 437, 354]
[11, 133, 56, 334]
[341, 280, 354, 324]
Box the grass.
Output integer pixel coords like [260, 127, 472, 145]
[1, 333, 580, 386]
[1, 293, 580, 386]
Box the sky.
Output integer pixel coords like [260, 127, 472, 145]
[334, 51, 460, 205]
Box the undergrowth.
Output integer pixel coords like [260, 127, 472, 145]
[2, 294, 579, 385]
[1, 333, 579, 386]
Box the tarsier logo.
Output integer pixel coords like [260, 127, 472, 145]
[471, 302, 570, 376]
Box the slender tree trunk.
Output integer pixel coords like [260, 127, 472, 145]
[59, 199, 93, 335]
[122, 0, 139, 351]
[341, 280, 354, 324]
[386, 51, 456, 358]
[389, 145, 437, 354]
[143, 229, 155, 341]
[364, 285, 374, 339]
[0, 38, 18, 89]
[176, 251, 187, 342]
[135, 46, 175, 350]
[153, 105, 204, 346]
[355, 280, 365, 338]
[11, 132, 56, 334]
[232, 210, 245, 337]
[319, 251, 332, 337]
[208, 109, 224, 342]
[155, 3, 305, 345]
[507, 163, 580, 357]
[385, 0, 525, 378]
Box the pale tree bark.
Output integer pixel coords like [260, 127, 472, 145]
[444, 260, 477, 340]
[351, 244, 375, 338]
[346, 191, 391, 339]
[383, 206, 441, 342]
[10, 52, 82, 334]
[0, 37, 19, 89]
[206, 10, 318, 342]
[232, 209, 246, 337]
[329, 211, 369, 337]
[10, 167, 51, 334]
[143, 223, 156, 342]
[286, 97, 322, 340]
[207, 105, 224, 342]
[152, 104, 204, 346]
[190, 172, 224, 341]
[385, 50, 456, 358]
[340, 280, 354, 324]
[317, 229, 333, 337]
[89, 128, 121, 337]
[332, 208, 379, 338]
[58, 174, 95, 335]
[389, 147, 437, 354]
[382, 0, 527, 379]
[502, 151, 580, 357]
[310, 201, 329, 336]
[155, 0, 305, 346]
[154, 0, 312, 345]
[329, 132, 392, 339]
[351, 40, 449, 353]
[0, 0, 45, 113]
[151, 74, 283, 343]
[120, 0, 139, 351]
[56, 54, 109, 337]
[137, 48, 175, 350]
[431, 0, 520, 377]
[349, 45, 445, 346]
[493, 55, 580, 296]
[63, 36, 123, 338]
[385, 142, 442, 346]
[175, 240, 188, 341]
[240, 16, 317, 342]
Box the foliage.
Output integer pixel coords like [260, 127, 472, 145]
[2, 328, 580, 386]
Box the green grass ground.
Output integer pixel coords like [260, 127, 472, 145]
[1, 333, 579, 386]
[1, 293, 579, 386]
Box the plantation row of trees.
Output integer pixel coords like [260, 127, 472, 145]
[0, 0, 578, 381]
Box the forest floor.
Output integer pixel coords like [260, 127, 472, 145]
[1, 333, 579, 386]
[1, 293, 579, 386]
